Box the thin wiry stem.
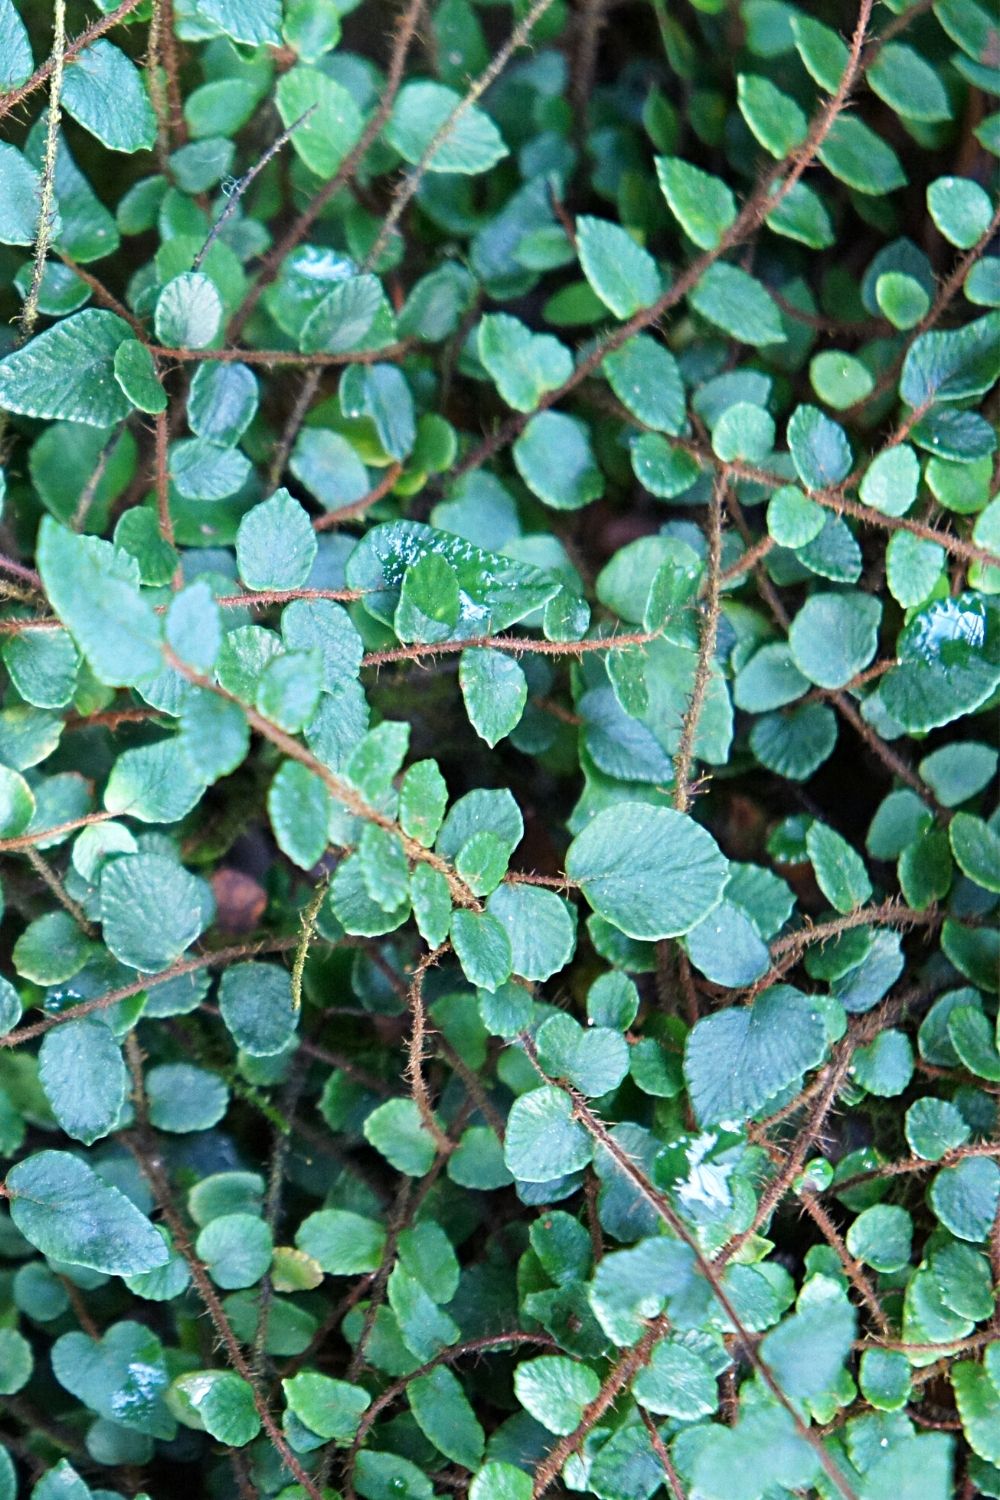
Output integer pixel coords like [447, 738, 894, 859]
[364, 0, 560, 270]
[572, 0, 607, 121]
[24, 846, 96, 938]
[588, 409, 999, 576]
[145, 0, 172, 173]
[1, 938, 298, 1048]
[638, 1408, 689, 1500]
[151, 340, 412, 367]
[154, 407, 175, 549]
[673, 477, 724, 814]
[313, 463, 404, 531]
[0, 810, 114, 853]
[523, 1037, 859, 1500]
[194, 105, 318, 273]
[167, 648, 481, 910]
[405, 946, 452, 1154]
[800, 1191, 891, 1337]
[228, 0, 427, 342]
[19, 0, 66, 343]
[122, 1036, 324, 1500]
[361, 626, 665, 668]
[268, 367, 323, 491]
[0, 0, 147, 122]
[533, 1319, 669, 1498]
[290, 875, 329, 1011]
[350, 1332, 557, 1460]
[450, 0, 876, 487]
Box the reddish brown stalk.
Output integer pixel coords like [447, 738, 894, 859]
[0, 810, 115, 853]
[405, 946, 453, 1153]
[24, 846, 96, 937]
[726, 487, 942, 810]
[533, 1318, 670, 1497]
[350, 1332, 556, 1458]
[155, 0, 187, 147]
[344, 1177, 415, 1387]
[1, 938, 298, 1048]
[361, 626, 664, 668]
[845, 199, 1000, 419]
[0, 554, 43, 591]
[673, 477, 724, 813]
[0, 0, 148, 121]
[523, 1038, 859, 1500]
[313, 463, 404, 530]
[365, 0, 560, 269]
[214, 587, 366, 608]
[450, 0, 875, 487]
[123, 1037, 323, 1500]
[151, 340, 412, 367]
[228, 0, 428, 342]
[799, 1192, 891, 1337]
[831, 691, 941, 811]
[721, 1045, 856, 1266]
[638, 1408, 689, 1500]
[572, 0, 608, 120]
[295, 1036, 394, 1096]
[824, 1141, 1000, 1196]
[154, 407, 174, 549]
[268, 368, 323, 490]
[167, 647, 481, 908]
[659, 435, 1000, 574]
[750, 899, 942, 995]
[720, 531, 775, 584]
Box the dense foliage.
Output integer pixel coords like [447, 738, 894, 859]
[0, 0, 997, 1496]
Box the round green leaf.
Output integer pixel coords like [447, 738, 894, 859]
[566, 804, 728, 940]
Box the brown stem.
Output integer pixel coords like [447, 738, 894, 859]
[345, 1178, 414, 1385]
[1, 937, 298, 1048]
[662, 433, 999, 574]
[364, 0, 559, 270]
[800, 1192, 890, 1336]
[154, 407, 175, 549]
[405, 946, 453, 1153]
[450, 0, 875, 488]
[269, 367, 323, 491]
[168, 649, 480, 909]
[0, 554, 43, 591]
[123, 1036, 323, 1500]
[673, 476, 724, 813]
[153, 0, 186, 148]
[523, 1038, 858, 1500]
[151, 340, 412, 366]
[361, 626, 664, 668]
[831, 691, 940, 812]
[350, 1332, 556, 1461]
[24, 846, 96, 937]
[228, 0, 428, 342]
[0, 809, 114, 853]
[0, 0, 148, 122]
[19, 0, 66, 344]
[313, 463, 404, 531]
[572, 0, 608, 119]
[826, 1141, 1000, 1196]
[57, 252, 148, 337]
[58, 1273, 101, 1340]
[721, 1045, 856, 1265]
[533, 1318, 669, 1497]
[638, 1407, 688, 1500]
[751, 899, 941, 995]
